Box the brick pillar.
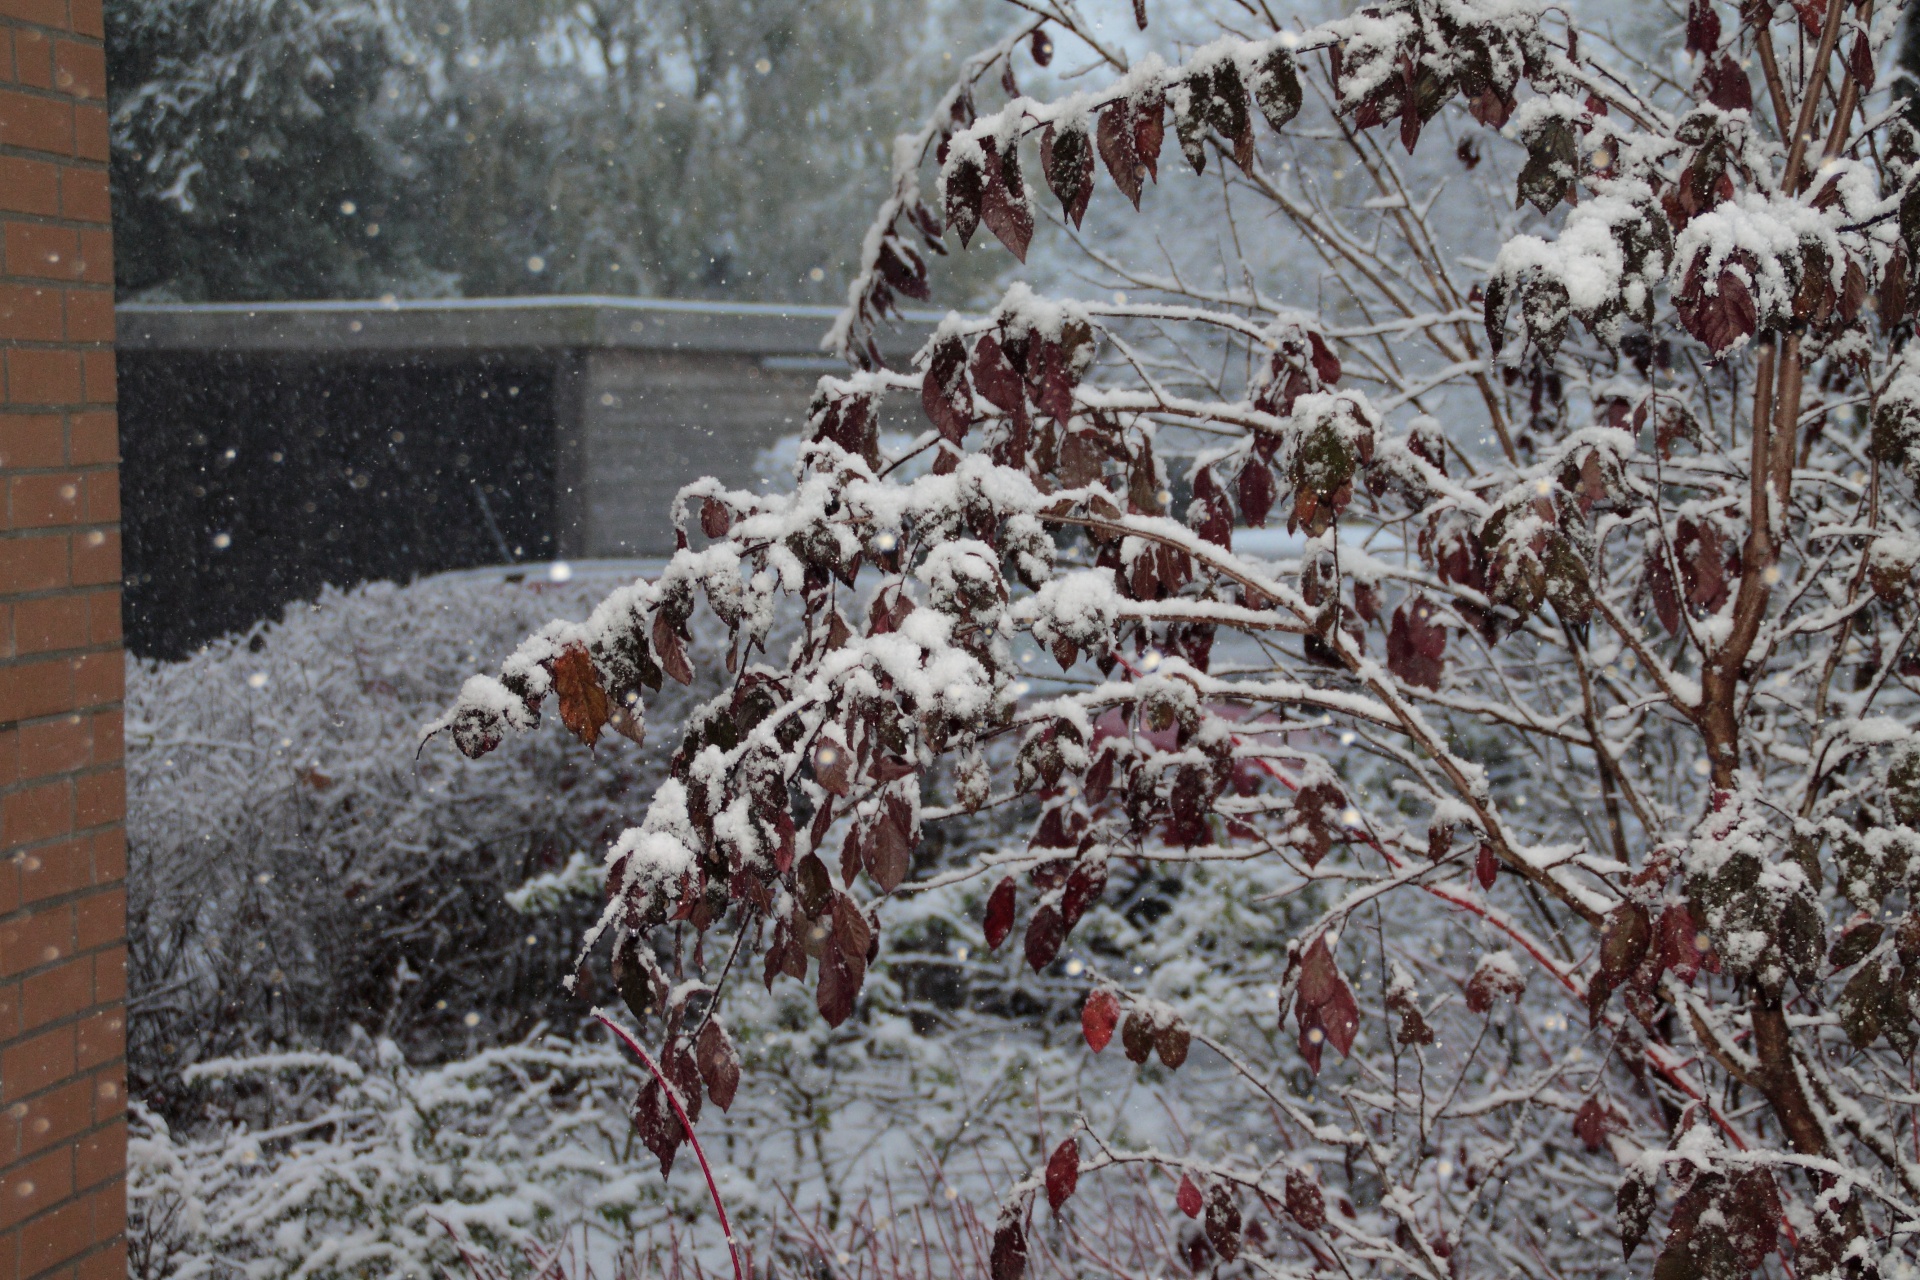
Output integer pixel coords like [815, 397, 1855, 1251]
[0, 0, 127, 1274]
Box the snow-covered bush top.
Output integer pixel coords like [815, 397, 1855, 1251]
[428, 2, 1920, 1279]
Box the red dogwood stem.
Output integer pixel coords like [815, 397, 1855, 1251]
[595, 1009, 745, 1280]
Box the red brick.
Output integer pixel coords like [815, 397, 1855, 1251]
[5, 476, 78, 531]
[0, 1146, 71, 1230]
[68, 0, 99, 37]
[0, 0, 68, 28]
[74, 473, 106, 524]
[67, 773, 113, 829]
[0, 29, 12, 85]
[17, 960, 85, 1033]
[0, 538, 65, 595]
[71, 231, 105, 286]
[61, 415, 108, 467]
[70, 1008, 116, 1072]
[0, 90, 68, 155]
[0, 1023, 70, 1102]
[9, 31, 47, 91]
[74, 1239, 122, 1280]
[69, 105, 102, 162]
[15, 1195, 85, 1272]
[65, 532, 107, 587]
[0, 980, 18, 1042]
[53, 168, 102, 225]
[65, 655, 112, 709]
[59, 293, 106, 346]
[69, 889, 114, 950]
[0, 780, 67, 849]
[79, 598, 111, 649]
[70, 1120, 115, 1190]
[49, 44, 99, 101]
[0, 907, 69, 979]
[0, 160, 56, 216]
[0, 288, 59, 345]
[1, 1077, 89, 1161]
[0, 858, 17, 918]
[75, 352, 106, 405]
[11, 600, 86, 656]
[0, 225, 76, 281]
[83, 1177, 121, 1240]
[2, 352, 79, 408]
[81, 831, 114, 887]
[0, 730, 15, 786]
[84, 1069, 117, 1124]
[14, 839, 82, 906]
[85, 947, 115, 1006]
[0, 420, 59, 471]
[0, 660, 70, 724]
[14, 714, 86, 774]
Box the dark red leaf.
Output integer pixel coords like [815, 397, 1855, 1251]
[1154, 1016, 1191, 1068]
[1030, 28, 1053, 66]
[1082, 988, 1120, 1051]
[1204, 1184, 1242, 1262]
[632, 1078, 683, 1176]
[1096, 103, 1143, 208]
[980, 137, 1034, 262]
[944, 147, 985, 248]
[695, 1018, 741, 1112]
[985, 877, 1017, 950]
[652, 615, 693, 686]
[1476, 841, 1499, 889]
[1675, 258, 1758, 357]
[1386, 596, 1447, 690]
[1046, 1138, 1080, 1211]
[866, 793, 914, 893]
[813, 733, 852, 797]
[816, 938, 859, 1026]
[1061, 859, 1107, 928]
[991, 1211, 1029, 1280]
[1700, 54, 1752, 112]
[1285, 1168, 1325, 1231]
[1660, 904, 1705, 982]
[1684, 0, 1720, 54]
[1026, 901, 1065, 971]
[972, 334, 1028, 416]
[1573, 1096, 1621, 1153]
[1177, 1175, 1203, 1218]
[549, 644, 610, 747]
[1851, 33, 1876, 92]
[1238, 459, 1276, 527]
[921, 335, 972, 443]
[1122, 1011, 1154, 1063]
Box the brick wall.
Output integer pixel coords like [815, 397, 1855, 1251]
[0, 0, 127, 1274]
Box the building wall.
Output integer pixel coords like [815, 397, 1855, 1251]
[0, 0, 127, 1274]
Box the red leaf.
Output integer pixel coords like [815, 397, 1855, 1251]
[1699, 53, 1751, 112]
[1237, 459, 1276, 528]
[652, 615, 693, 686]
[1573, 1096, 1621, 1153]
[1046, 1138, 1080, 1211]
[1675, 257, 1757, 357]
[813, 733, 852, 797]
[985, 877, 1017, 950]
[1307, 332, 1341, 384]
[1026, 901, 1065, 971]
[1684, 0, 1720, 54]
[1061, 859, 1107, 928]
[695, 1018, 741, 1112]
[945, 148, 984, 248]
[1177, 1175, 1203, 1218]
[1476, 841, 1499, 889]
[1660, 904, 1705, 982]
[865, 793, 914, 893]
[549, 644, 610, 747]
[979, 137, 1034, 262]
[1386, 596, 1446, 690]
[1284, 1168, 1325, 1231]
[991, 1212, 1029, 1280]
[700, 497, 731, 539]
[1294, 934, 1359, 1072]
[1082, 989, 1120, 1051]
[1850, 33, 1876, 92]
[972, 334, 1027, 417]
[921, 335, 972, 443]
[1096, 103, 1143, 208]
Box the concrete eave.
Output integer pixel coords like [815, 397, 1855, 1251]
[114, 295, 943, 360]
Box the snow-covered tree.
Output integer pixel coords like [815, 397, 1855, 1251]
[432, 1, 1920, 1277]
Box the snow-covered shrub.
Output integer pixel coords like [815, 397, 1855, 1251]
[126, 568, 718, 1114]
[429, 3, 1920, 1280]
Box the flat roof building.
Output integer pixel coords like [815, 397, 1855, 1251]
[116, 297, 937, 656]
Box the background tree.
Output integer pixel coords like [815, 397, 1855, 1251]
[435, 1, 1920, 1279]
[106, 0, 996, 301]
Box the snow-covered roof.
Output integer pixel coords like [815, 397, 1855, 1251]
[116, 294, 942, 358]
